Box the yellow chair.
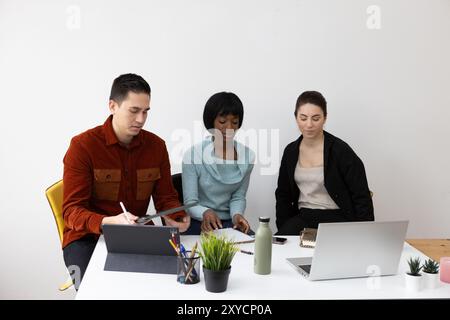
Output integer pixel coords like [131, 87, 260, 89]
[45, 180, 74, 291]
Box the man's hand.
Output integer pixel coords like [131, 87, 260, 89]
[163, 215, 191, 233]
[232, 214, 250, 234]
[201, 209, 222, 232]
[102, 212, 137, 226]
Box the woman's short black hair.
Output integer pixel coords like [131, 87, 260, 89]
[203, 92, 244, 130]
[109, 73, 151, 104]
[295, 91, 327, 117]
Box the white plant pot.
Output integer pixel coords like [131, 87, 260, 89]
[405, 273, 422, 292]
[422, 272, 440, 290]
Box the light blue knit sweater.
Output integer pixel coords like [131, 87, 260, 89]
[182, 137, 255, 221]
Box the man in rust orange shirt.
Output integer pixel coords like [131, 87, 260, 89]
[62, 73, 190, 288]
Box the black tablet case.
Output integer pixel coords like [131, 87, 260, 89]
[103, 224, 180, 274]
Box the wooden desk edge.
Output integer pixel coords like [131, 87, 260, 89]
[406, 239, 450, 262]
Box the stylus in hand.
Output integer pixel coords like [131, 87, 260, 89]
[119, 201, 132, 224]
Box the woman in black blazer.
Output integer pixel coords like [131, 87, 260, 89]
[275, 91, 374, 235]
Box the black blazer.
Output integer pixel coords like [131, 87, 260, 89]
[275, 131, 374, 229]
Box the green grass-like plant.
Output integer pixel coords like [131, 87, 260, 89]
[407, 257, 422, 276]
[422, 258, 439, 274]
[199, 232, 238, 271]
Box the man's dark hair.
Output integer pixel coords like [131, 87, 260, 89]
[203, 92, 244, 130]
[109, 73, 151, 104]
[295, 91, 327, 117]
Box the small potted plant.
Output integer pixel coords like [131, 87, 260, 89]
[199, 232, 238, 293]
[422, 258, 440, 289]
[405, 257, 422, 291]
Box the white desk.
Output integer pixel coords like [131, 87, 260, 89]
[76, 236, 450, 299]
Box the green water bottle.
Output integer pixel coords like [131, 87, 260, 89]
[254, 217, 272, 275]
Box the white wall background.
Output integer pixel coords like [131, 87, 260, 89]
[1, 0, 449, 299]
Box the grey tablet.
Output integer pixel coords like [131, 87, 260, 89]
[103, 224, 180, 274]
[135, 202, 197, 225]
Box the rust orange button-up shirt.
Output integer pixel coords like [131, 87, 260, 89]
[62, 115, 185, 248]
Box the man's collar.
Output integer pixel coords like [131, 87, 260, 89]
[103, 115, 143, 148]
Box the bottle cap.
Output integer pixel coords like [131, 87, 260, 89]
[259, 217, 270, 223]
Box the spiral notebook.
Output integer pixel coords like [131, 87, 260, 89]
[299, 228, 317, 248]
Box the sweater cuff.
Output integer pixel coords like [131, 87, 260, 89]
[230, 203, 245, 219]
[187, 205, 210, 221]
[89, 213, 107, 234]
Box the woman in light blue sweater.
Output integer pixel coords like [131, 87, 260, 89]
[182, 92, 255, 235]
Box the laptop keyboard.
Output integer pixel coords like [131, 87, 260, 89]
[298, 264, 311, 274]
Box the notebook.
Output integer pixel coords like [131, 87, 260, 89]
[212, 228, 254, 244]
[299, 228, 317, 248]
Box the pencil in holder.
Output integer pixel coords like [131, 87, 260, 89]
[177, 250, 200, 284]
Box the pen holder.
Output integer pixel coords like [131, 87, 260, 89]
[177, 251, 200, 285]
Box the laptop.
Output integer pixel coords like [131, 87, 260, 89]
[103, 224, 180, 274]
[286, 220, 408, 281]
